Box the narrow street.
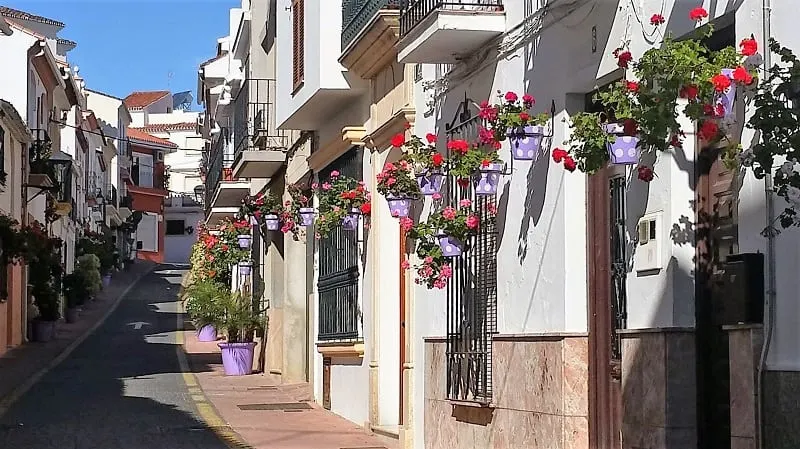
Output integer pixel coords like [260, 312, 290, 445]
[0, 267, 228, 449]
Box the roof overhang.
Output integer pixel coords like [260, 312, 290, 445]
[0, 17, 11, 35]
[0, 100, 32, 143]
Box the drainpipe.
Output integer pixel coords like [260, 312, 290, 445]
[756, 0, 776, 448]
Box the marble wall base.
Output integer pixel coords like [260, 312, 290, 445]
[763, 370, 800, 449]
[423, 334, 589, 449]
[619, 329, 696, 449]
[725, 325, 762, 449]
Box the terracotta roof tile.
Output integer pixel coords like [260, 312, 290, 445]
[132, 122, 197, 133]
[0, 6, 64, 27]
[127, 127, 178, 148]
[123, 91, 171, 110]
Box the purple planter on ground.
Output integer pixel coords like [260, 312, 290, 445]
[102, 274, 112, 288]
[715, 68, 737, 118]
[218, 342, 257, 376]
[341, 210, 360, 230]
[473, 163, 503, 196]
[299, 207, 315, 226]
[416, 172, 444, 196]
[197, 324, 217, 342]
[507, 125, 544, 161]
[604, 124, 640, 165]
[32, 320, 56, 342]
[263, 214, 280, 231]
[387, 196, 413, 218]
[438, 235, 464, 257]
[237, 234, 252, 249]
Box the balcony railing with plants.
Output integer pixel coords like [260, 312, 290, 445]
[342, 0, 400, 50]
[233, 78, 288, 162]
[399, 0, 503, 38]
[29, 129, 53, 177]
[205, 135, 235, 208]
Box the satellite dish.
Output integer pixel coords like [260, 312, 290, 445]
[173, 91, 193, 111]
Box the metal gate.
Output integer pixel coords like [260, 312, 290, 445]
[609, 176, 628, 360]
[444, 97, 498, 403]
[317, 147, 363, 341]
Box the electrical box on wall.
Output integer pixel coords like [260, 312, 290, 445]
[634, 212, 663, 273]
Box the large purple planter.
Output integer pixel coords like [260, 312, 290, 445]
[197, 324, 218, 342]
[102, 274, 112, 288]
[472, 163, 503, 196]
[238, 262, 252, 276]
[218, 342, 257, 376]
[299, 207, 315, 226]
[387, 196, 413, 218]
[416, 172, 444, 196]
[438, 235, 464, 257]
[264, 214, 281, 231]
[715, 68, 737, 118]
[342, 210, 361, 231]
[507, 125, 544, 161]
[604, 124, 640, 165]
[32, 320, 56, 342]
[237, 234, 252, 249]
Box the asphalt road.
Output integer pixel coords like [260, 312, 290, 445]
[0, 266, 228, 449]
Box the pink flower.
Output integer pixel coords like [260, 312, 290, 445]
[432, 192, 442, 200]
[459, 199, 472, 208]
[330, 170, 340, 177]
[401, 259, 411, 270]
[332, 206, 341, 212]
[442, 207, 457, 220]
[689, 6, 708, 21]
[311, 182, 319, 189]
[522, 94, 534, 107]
[399, 217, 413, 232]
[504, 91, 518, 103]
[466, 215, 480, 229]
[487, 202, 497, 216]
[650, 14, 665, 25]
[440, 264, 452, 278]
[387, 177, 396, 186]
[424, 256, 433, 264]
[433, 279, 447, 289]
[322, 182, 332, 190]
[425, 133, 437, 144]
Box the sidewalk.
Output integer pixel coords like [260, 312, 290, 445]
[0, 261, 155, 406]
[183, 331, 398, 449]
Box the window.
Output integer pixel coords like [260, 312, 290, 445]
[166, 219, 185, 235]
[292, 0, 305, 91]
[0, 126, 6, 186]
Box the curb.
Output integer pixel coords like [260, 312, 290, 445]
[0, 265, 155, 418]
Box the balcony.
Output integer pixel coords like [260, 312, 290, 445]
[231, 79, 288, 180]
[397, 0, 505, 64]
[205, 135, 248, 217]
[28, 129, 54, 188]
[340, 0, 402, 79]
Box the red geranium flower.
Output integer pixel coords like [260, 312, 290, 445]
[732, 66, 753, 85]
[617, 50, 633, 69]
[457, 178, 469, 188]
[637, 165, 654, 182]
[624, 80, 639, 93]
[622, 118, 638, 136]
[446, 139, 470, 155]
[519, 111, 530, 122]
[739, 37, 758, 56]
[563, 155, 577, 172]
[431, 153, 444, 167]
[680, 84, 699, 100]
[504, 91, 518, 103]
[689, 6, 708, 21]
[360, 202, 371, 215]
[650, 14, 665, 25]
[425, 133, 437, 144]
[698, 120, 719, 141]
[552, 148, 568, 163]
[702, 103, 715, 116]
[404, 122, 411, 129]
[711, 73, 732, 92]
[522, 94, 535, 107]
[391, 134, 406, 147]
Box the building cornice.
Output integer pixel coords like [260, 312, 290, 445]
[307, 127, 367, 172]
[363, 107, 415, 152]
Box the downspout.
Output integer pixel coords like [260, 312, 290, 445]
[756, 0, 775, 448]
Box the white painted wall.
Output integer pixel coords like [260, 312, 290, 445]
[164, 208, 202, 264]
[0, 29, 34, 125]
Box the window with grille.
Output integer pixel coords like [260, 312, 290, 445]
[166, 219, 185, 235]
[443, 98, 498, 404]
[292, 0, 305, 91]
[317, 147, 362, 341]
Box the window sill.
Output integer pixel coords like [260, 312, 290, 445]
[292, 80, 304, 96]
[447, 399, 494, 409]
[316, 340, 365, 358]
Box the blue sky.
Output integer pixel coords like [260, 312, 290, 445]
[4, 0, 239, 108]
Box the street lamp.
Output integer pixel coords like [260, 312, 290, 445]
[95, 190, 106, 226]
[48, 152, 73, 202]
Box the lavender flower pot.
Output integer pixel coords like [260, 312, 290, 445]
[65, 307, 80, 324]
[416, 172, 444, 196]
[604, 124, 640, 165]
[197, 324, 217, 342]
[342, 210, 361, 231]
[472, 163, 503, 196]
[299, 207, 315, 226]
[507, 125, 544, 161]
[264, 214, 280, 231]
[102, 274, 112, 288]
[238, 262, 252, 276]
[715, 68, 737, 118]
[387, 196, 413, 218]
[32, 320, 56, 342]
[218, 342, 256, 376]
[237, 234, 252, 249]
[438, 235, 464, 257]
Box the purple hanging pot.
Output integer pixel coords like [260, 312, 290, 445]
[438, 235, 464, 257]
[715, 68, 737, 118]
[237, 234, 252, 249]
[341, 209, 361, 231]
[299, 207, 315, 226]
[263, 214, 280, 231]
[416, 171, 444, 196]
[197, 324, 217, 342]
[507, 125, 544, 161]
[604, 124, 639, 165]
[472, 163, 503, 196]
[386, 196, 413, 218]
[218, 342, 256, 376]
[238, 261, 252, 276]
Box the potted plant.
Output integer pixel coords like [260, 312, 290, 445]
[315, 171, 371, 237]
[376, 158, 420, 218]
[184, 280, 226, 342]
[240, 192, 284, 231]
[62, 272, 86, 323]
[393, 131, 446, 196]
[406, 221, 453, 290]
[214, 290, 265, 376]
[447, 139, 504, 196]
[283, 183, 315, 238]
[481, 91, 551, 161]
[428, 200, 481, 257]
[76, 253, 102, 300]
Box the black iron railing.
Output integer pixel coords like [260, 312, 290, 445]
[399, 0, 503, 37]
[29, 129, 52, 176]
[443, 98, 497, 404]
[233, 78, 288, 162]
[609, 176, 627, 360]
[317, 147, 363, 341]
[204, 135, 235, 209]
[342, 0, 400, 50]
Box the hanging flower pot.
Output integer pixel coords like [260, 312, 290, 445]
[299, 207, 315, 226]
[416, 171, 444, 196]
[604, 124, 639, 165]
[238, 261, 252, 276]
[472, 163, 503, 195]
[237, 234, 252, 249]
[263, 214, 281, 231]
[386, 196, 413, 218]
[714, 68, 737, 118]
[507, 125, 545, 161]
[341, 209, 361, 231]
[437, 234, 464, 257]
